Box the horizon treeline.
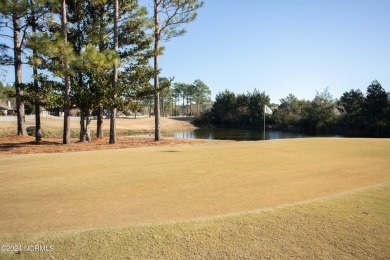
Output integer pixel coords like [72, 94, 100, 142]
[196, 80, 390, 137]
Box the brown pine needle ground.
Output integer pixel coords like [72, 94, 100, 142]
[0, 135, 212, 154]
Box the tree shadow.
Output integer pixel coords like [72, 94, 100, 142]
[169, 116, 194, 122]
[0, 140, 62, 152]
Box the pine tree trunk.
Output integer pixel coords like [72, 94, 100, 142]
[85, 110, 91, 142]
[34, 98, 41, 140]
[12, 11, 27, 136]
[109, 107, 116, 143]
[154, 92, 160, 140]
[33, 69, 41, 141]
[79, 109, 85, 142]
[109, 0, 118, 144]
[61, 0, 71, 144]
[96, 104, 103, 138]
[153, 1, 161, 141]
[32, 12, 41, 142]
[97, 14, 105, 139]
[63, 89, 71, 144]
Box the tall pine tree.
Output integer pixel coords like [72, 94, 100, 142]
[0, 0, 30, 135]
[151, 0, 204, 141]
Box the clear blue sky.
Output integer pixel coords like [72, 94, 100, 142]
[2, 0, 390, 103]
[155, 0, 390, 103]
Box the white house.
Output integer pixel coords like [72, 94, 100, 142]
[0, 100, 16, 116]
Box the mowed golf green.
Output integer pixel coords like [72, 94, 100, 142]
[1, 138, 389, 235]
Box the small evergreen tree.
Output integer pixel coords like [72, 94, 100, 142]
[364, 80, 389, 136]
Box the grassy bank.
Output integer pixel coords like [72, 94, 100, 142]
[1, 127, 149, 138]
[0, 116, 196, 138]
[1, 184, 389, 259]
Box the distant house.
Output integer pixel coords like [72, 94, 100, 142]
[0, 100, 16, 116]
[0, 100, 53, 117]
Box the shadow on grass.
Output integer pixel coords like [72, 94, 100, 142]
[169, 116, 195, 122]
[0, 140, 62, 152]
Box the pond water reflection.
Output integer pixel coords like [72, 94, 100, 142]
[162, 128, 312, 141]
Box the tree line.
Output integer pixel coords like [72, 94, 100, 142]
[196, 80, 390, 137]
[195, 89, 271, 127]
[0, 0, 204, 143]
[117, 78, 211, 118]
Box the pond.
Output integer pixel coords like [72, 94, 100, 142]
[162, 128, 338, 141]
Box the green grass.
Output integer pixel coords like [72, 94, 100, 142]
[0, 116, 194, 138]
[0, 138, 389, 258]
[1, 138, 389, 234]
[24, 126, 149, 138]
[0, 184, 389, 259]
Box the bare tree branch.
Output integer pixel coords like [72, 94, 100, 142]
[0, 33, 13, 39]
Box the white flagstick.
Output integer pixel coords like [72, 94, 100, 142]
[264, 105, 273, 140]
